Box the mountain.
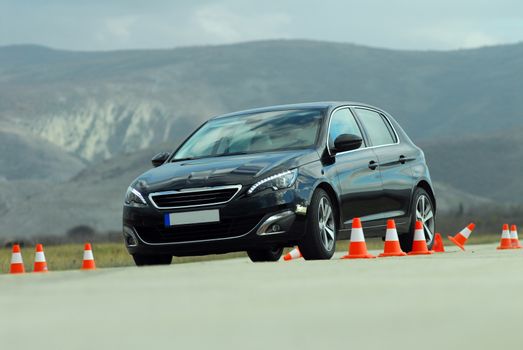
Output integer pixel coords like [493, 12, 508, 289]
[420, 129, 523, 202]
[1, 40, 522, 163]
[0, 126, 85, 181]
[0, 40, 522, 237]
[0, 144, 169, 238]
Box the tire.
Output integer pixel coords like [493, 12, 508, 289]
[247, 247, 283, 262]
[299, 188, 337, 260]
[132, 254, 172, 266]
[399, 188, 436, 252]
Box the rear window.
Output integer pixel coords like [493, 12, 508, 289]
[355, 108, 397, 146]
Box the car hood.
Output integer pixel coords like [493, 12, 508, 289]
[133, 149, 319, 193]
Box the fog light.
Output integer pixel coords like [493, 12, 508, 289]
[256, 210, 295, 236]
[271, 224, 281, 232]
[126, 235, 137, 246]
[123, 226, 138, 247]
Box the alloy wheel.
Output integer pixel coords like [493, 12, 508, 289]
[317, 196, 335, 251]
[415, 195, 435, 243]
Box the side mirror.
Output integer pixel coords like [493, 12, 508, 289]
[332, 134, 363, 154]
[151, 152, 170, 167]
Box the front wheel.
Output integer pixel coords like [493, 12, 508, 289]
[247, 247, 283, 262]
[132, 254, 172, 266]
[299, 189, 337, 260]
[399, 188, 436, 252]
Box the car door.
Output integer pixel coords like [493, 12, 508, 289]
[327, 107, 385, 228]
[353, 107, 414, 221]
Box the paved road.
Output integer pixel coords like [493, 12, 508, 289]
[1, 244, 522, 350]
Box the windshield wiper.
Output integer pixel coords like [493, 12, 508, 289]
[214, 152, 250, 157]
[171, 157, 196, 162]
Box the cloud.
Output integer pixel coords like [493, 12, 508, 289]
[0, 0, 521, 51]
[193, 4, 291, 43]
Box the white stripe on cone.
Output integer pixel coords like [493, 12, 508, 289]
[35, 251, 46, 262]
[510, 228, 519, 240]
[288, 248, 301, 259]
[459, 227, 473, 239]
[350, 227, 365, 242]
[413, 227, 425, 241]
[501, 228, 511, 239]
[385, 228, 400, 241]
[11, 252, 23, 264]
[83, 250, 94, 261]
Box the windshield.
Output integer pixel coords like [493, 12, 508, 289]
[173, 109, 324, 160]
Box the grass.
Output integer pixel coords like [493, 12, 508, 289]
[0, 234, 503, 274]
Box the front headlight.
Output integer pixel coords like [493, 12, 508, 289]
[124, 186, 148, 207]
[247, 169, 298, 195]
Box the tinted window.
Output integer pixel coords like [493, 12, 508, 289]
[173, 109, 323, 160]
[328, 108, 364, 149]
[355, 109, 396, 146]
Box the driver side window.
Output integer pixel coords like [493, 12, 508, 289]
[329, 108, 364, 149]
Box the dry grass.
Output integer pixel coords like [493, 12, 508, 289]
[0, 234, 503, 274]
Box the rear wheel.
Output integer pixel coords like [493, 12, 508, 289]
[399, 188, 435, 252]
[132, 254, 172, 266]
[247, 247, 283, 262]
[299, 189, 337, 260]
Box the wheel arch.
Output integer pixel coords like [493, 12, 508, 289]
[313, 181, 342, 228]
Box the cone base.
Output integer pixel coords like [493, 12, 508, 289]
[81, 262, 96, 270]
[341, 253, 376, 259]
[378, 251, 407, 257]
[407, 250, 434, 255]
[447, 236, 465, 251]
[497, 246, 514, 250]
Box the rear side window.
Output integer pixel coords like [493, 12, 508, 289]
[355, 108, 397, 146]
[328, 108, 364, 149]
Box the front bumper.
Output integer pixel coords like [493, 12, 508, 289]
[122, 188, 309, 256]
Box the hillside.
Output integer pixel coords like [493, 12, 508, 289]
[420, 129, 523, 202]
[1, 40, 522, 163]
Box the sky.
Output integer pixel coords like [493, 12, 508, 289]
[1, 0, 522, 51]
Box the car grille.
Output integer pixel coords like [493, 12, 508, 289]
[149, 186, 241, 209]
[134, 215, 263, 244]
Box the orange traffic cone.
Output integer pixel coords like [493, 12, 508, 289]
[341, 218, 376, 259]
[379, 219, 406, 257]
[283, 247, 302, 261]
[510, 225, 522, 249]
[9, 244, 25, 274]
[433, 233, 445, 253]
[408, 221, 434, 255]
[497, 224, 513, 250]
[448, 223, 475, 251]
[33, 244, 48, 273]
[81, 243, 96, 270]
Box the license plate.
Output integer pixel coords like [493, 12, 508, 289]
[164, 210, 220, 227]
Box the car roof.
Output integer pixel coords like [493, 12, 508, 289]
[211, 101, 384, 119]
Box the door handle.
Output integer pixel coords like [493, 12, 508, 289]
[368, 160, 378, 170]
[399, 155, 406, 164]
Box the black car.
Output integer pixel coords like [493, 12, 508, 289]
[123, 102, 436, 265]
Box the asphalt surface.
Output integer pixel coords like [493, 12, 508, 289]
[1, 243, 522, 350]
